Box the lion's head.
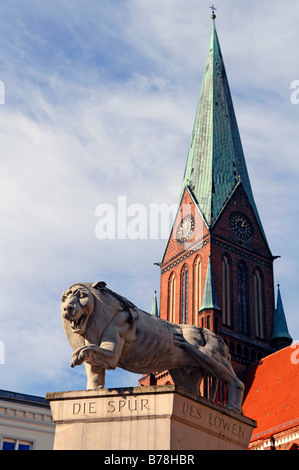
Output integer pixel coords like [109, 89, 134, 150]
[61, 281, 106, 335]
[61, 281, 137, 341]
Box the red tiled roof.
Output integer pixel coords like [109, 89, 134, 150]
[242, 345, 299, 441]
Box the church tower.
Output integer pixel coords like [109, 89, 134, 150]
[157, 13, 292, 382]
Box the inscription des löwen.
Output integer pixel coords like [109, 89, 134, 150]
[182, 401, 245, 439]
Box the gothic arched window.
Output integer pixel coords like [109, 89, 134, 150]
[181, 265, 189, 324]
[238, 262, 249, 335]
[254, 269, 265, 339]
[222, 255, 232, 326]
[168, 272, 176, 323]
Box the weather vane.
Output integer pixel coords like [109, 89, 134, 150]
[210, 4, 217, 19]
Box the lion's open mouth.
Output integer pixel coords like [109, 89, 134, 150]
[70, 314, 86, 331]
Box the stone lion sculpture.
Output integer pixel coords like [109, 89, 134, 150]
[61, 281, 244, 413]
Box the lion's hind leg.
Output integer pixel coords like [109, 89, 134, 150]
[220, 356, 244, 413]
[173, 334, 244, 412]
[169, 367, 203, 396]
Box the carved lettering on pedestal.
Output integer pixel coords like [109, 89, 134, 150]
[107, 398, 149, 413]
[182, 401, 202, 420]
[71, 398, 150, 417]
[208, 412, 245, 439]
[181, 401, 246, 440]
[72, 402, 96, 415]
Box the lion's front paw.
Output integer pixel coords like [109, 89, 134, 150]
[71, 351, 83, 368]
[71, 346, 91, 368]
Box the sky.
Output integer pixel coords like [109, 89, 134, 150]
[0, 0, 299, 397]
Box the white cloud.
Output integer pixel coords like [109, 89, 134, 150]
[0, 0, 298, 396]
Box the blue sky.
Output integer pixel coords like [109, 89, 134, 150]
[0, 0, 299, 397]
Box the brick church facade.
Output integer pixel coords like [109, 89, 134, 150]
[140, 13, 297, 449]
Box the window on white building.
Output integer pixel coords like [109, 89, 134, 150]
[2, 438, 32, 450]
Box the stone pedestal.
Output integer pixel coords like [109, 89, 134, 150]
[46, 385, 256, 450]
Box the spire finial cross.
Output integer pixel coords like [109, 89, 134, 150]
[210, 4, 217, 19]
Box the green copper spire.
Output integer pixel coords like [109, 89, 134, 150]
[199, 257, 220, 313]
[150, 291, 159, 317]
[181, 17, 265, 238]
[271, 285, 292, 348]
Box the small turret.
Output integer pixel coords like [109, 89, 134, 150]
[150, 291, 159, 317]
[199, 258, 221, 334]
[271, 285, 292, 351]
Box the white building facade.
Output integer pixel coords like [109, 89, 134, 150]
[0, 390, 55, 450]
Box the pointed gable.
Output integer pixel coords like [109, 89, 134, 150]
[212, 183, 272, 258]
[161, 186, 209, 266]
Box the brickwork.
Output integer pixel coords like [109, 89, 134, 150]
[159, 184, 276, 370]
[210, 185, 276, 367]
[160, 187, 211, 326]
[161, 187, 209, 267]
[212, 185, 272, 259]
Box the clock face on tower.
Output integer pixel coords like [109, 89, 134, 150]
[229, 212, 253, 240]
[176, 215, 195, 244]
